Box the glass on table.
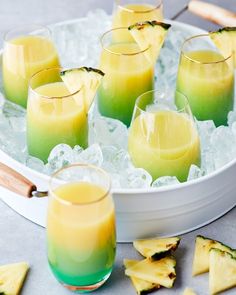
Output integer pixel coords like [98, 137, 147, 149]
[2, 25, 60, 108]
[47, 164, 116, 293]
[112, 0, 163, 41]
[128, 90, 201, 182]
[176, 34, 234, 127]
[27, 67, 88, 163]
[97, 27, 155, 127]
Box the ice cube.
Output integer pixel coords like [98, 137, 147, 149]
[75, 144, 103, 167]
[111, 149, 132, 172]
[187, 164, 205, 181]
[197, 120, 216, 149]
[123, 168, 152, 189]
[2, 101, 26, 118]
[227, 110, 236, 127]
[201, 148, 215, 174]
[111, 173, 123, 189]
[210, 126, 236, 169]
[152, 176, 180, 188]
[47, 144, 74, 172]
[90, 116, 128, 149]
[26, 156, 45, 172]
[9, 117, 26, 133]
[72, 145, 83, 162]
[210, 126, 236, 153]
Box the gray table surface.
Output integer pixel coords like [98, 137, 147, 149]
[0, 0, 236, 294]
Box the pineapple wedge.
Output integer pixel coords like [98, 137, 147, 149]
[124, 259, 160, 295]
[60, 67, 104, 112]
[133, 237, 180, 260]
[125, 257, 176, 288]
[0, 262, 29, 295]
[192, 235, 236, 276]
[183, 287, 197, 295]
[209, 249, 236, 295]
[210, 27, 236, 68]
[128, 21, 171, 63]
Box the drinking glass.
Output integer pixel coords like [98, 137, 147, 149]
[27, 67, 88, 163]
[2, 24, 60, 108]
[128, 90, 201, 182]
[176, 34, 234, 127]
[47, 164, 116, 292]
[98, 27, 155, 127]
[112, 0, 163, 41]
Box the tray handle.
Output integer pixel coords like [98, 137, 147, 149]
[0, 162, 36, 198]
[188, 0, 236, 27]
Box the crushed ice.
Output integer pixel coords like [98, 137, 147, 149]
[0, 10, 235, 189]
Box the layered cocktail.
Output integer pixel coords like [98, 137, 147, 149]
[176, 34, 234, 127]
[2, 25, 60, 108]
[47, 164, 116, 292]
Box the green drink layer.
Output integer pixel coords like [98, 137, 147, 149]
[48, 243, 115, 287]
[27, 120, 88, 163]
[176, 50, 234, 127]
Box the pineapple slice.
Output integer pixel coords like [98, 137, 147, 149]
[192, 235, 236, 276]
[0, 262, 29, 295]
[210, 27, 236, 68]
[183, 287, 197, 295]
[209, 248, 236, 295]
[124, 259, 160, 295]
[128, 21, 171, 63]
[133, 237, 180, 260]
[125, 257, 176, 288]
[60, 67, 104, 112]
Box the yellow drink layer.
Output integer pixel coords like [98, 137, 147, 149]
[98, 43, 154, 126]
[27, 82, 88, 162]
[128, 110, 200, 181]
[113, 4, 163, 42]
[3, 35, 60, 107]
[36, 81, 70, 97]
[48, 182, 115, 250]
[47, 182, 116, 285]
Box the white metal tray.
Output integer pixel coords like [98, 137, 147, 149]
[0, 18, 235, 242]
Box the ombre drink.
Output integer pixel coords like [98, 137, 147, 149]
[47, 165, 116, 292]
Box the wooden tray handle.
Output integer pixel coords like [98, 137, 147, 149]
[0, 162, 36, 198]
[188, 0, 236, 27]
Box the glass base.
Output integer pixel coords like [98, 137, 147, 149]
[60, 272, 111, 293]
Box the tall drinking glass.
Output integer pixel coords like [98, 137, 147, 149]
[98, 27, 155, 126]
[2, 25, 60, 108]
[176, 34, 234, 127]
[128, 90, 201, 182]
[112, 0, 163, 41]
[27, 68, 88, 163]
[47, 164, 116, 292]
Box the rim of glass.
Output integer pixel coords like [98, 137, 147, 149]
[101, 27, 150, 56]
[181, 33, 233, 64]
[49, 164, 111, 206]
[115, 0, 162, 13]
[29, 67, 82, 99]
[135, 89, 190, 113]
[4, 24, 51, 43]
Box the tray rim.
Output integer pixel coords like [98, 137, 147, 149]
[0, 17, 235, 195]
